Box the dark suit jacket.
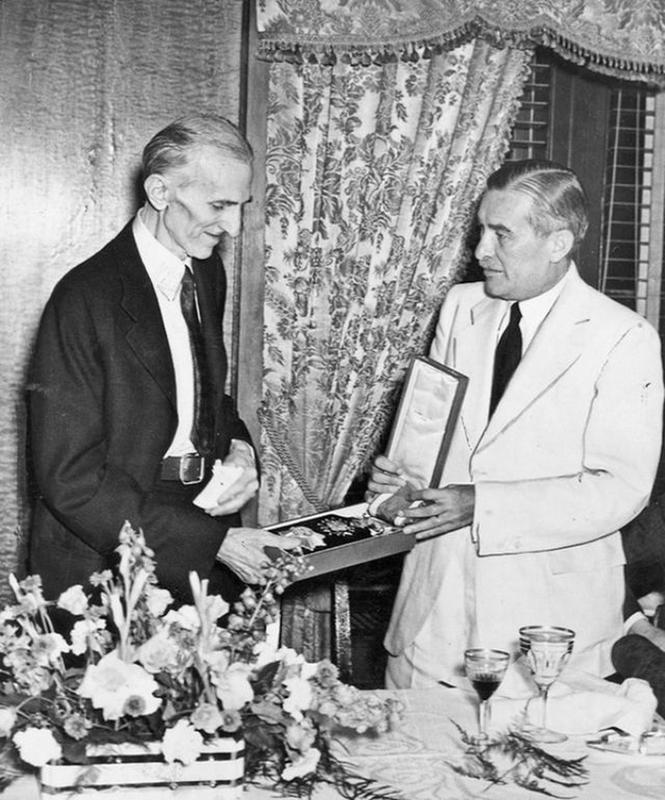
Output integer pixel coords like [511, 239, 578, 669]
[622, 495, 665, 619]
[622, 495, 665, 566]
[27, 221, 251, 604]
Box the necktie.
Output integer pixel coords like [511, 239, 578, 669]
[180, 267, 214, 455]
[489, 302, 522, 419]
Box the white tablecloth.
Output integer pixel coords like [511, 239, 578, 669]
[4, 686, 664, 799]
[332, 687, 665, 800]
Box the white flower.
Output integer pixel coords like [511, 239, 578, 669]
[163, 605, 200, 631]
[204, 649, 230, 674]
[161, 719, 202, 765]
[283, 676, 313, 720]
[275, 647, 304, 666]
[31, 632, 70, 667]
[281, 747, 321, 781]
[138, 632, 181, 674]
[253, 638, 279, 667]
[77, 651, 160, 720]
[70, 618, 107, 656]
[145, 586, 173, 617]
[190, 702, 224, 734]
[285, 718, 316, 753]
[202, 594, 229, 624]
[56, 585, 89, 616]
[0, 707, 17, 737]
[211, 663, 253, 710]
[13, 727, 62, 766]
[300, 660, 319, 680]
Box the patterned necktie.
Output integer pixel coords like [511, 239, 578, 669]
[180, 267, 214, 455]
[489, 302, 522, 419]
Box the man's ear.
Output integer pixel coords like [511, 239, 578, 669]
[143, 173, 170, 211]
[548, 228, 575, 263]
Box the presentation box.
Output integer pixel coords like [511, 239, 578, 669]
[265, 356, 467, 579]
[265, 503, 414, 580]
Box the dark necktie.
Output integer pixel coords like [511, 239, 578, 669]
[489, 302, 522, 419]
[180, 267, 214, 455]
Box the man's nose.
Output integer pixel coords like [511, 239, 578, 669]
[475, 231, 491, 261]
[219, 207, 242, 239]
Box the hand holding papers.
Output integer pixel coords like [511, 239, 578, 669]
[193, 460, 243, 510]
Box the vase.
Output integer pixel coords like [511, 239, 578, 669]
[39, 736, 244, 798]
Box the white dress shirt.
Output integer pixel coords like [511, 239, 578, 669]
[132, 211, 197, 458]
[495, 264, 572, 354]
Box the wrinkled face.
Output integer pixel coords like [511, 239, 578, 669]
[475, 188, 567, 301]
[153, 145, 252, 260]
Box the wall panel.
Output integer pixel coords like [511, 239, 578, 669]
[0, 0, 245, 596]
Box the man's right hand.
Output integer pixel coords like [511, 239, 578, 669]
[365, 454, 406, 501]
[216, 527, 301, 585]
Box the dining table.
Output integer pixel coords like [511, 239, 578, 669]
[3, 680, 664, 800]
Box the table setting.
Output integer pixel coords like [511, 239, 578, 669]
[0, 518, 663, 800]
[327, 622, 665, 800]
[1, 639, 664, 800]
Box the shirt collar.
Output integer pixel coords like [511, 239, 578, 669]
[133, 209, 189, 301]
[518, 263, 572, 326]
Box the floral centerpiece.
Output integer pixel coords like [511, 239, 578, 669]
[0, 522, 402, 798]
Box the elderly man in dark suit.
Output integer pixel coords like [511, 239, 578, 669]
[28, 114, 295, 606]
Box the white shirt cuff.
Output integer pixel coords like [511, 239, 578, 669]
[624, 610, 648, 634]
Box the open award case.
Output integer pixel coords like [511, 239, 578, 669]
[266, 357, 468, 580]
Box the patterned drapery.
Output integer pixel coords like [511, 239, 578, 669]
[256, 0, 665, 85]
[257, 40, 531, 526]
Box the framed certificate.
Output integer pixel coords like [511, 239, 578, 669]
[385, 356, 468, 488]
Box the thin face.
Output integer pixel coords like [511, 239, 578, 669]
[475, 188, 567, 301]
[153, 145, 252, 260]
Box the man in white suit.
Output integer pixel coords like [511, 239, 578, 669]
[369, 160, 664, 689]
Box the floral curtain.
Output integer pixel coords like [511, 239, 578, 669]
[258, 41, 532, 525]
[256, 0, 665, 85]
[254, 0, 665, 659]
[257, 37, 531, 658]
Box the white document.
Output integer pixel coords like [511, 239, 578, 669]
[193, 460, 243, 509]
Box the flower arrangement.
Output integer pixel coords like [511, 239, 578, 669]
[0, 522, 402, 798]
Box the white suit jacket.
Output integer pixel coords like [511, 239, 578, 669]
[384, 266, 664, 681]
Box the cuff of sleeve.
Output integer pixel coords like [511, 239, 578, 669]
[624, 610, 648, 634]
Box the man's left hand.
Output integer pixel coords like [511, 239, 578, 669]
[399, 484, 475, 541]
[206, 440, 259, 517]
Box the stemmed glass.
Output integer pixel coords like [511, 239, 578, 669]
[464, 648, 510, 745]
[519, 625, 575, 743]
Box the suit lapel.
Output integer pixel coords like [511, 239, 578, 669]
[112, 226, 177, 409]
[476, 268, 591, 453]
[454, 295, 507, 449]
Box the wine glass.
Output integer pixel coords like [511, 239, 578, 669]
[464, 648, 510, 745]
[519, 625, 575, 743]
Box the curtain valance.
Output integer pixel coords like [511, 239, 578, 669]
[256, 0, 665, 84]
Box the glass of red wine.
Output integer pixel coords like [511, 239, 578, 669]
[464, 648, 510, 745]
